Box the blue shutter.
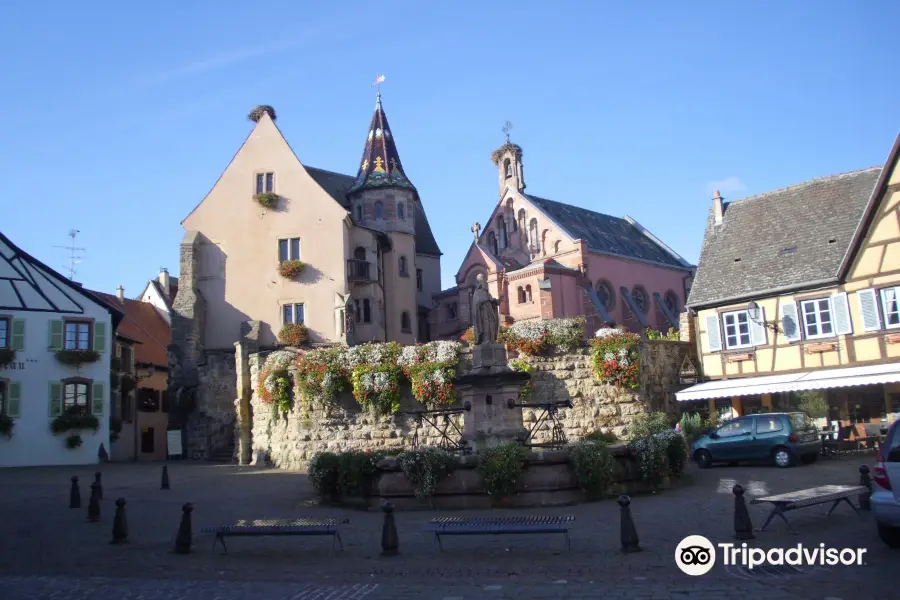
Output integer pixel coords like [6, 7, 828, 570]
[7, 382, 21, 418]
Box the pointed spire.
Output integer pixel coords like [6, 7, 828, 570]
[349, 93, 416, 195]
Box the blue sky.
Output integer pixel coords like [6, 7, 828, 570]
[2, 1, 898, 295]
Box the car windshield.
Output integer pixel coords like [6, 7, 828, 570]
[789, 412, 812, 430]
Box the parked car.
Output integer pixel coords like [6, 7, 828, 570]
[691, 412, 821, 468]
[873, 419, 900, 548]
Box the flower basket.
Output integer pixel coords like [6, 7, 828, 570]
[351, 364, 401, 414]
[498, 317, 585, 355]
[55, 349, 101, 366]
[589, 330, 640, 388]
[65, 432, 83, 449]
[0, 414, 14, 439]
[254, 192, 279, 209]
[50, 407, 100, 435]
[0, 348, 14, 367]
[460, 328, 475, 345]
[278, 323, 309, 347]
[278, 259, 305, 279]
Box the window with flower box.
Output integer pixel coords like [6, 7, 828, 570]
[278, 237, 301, 262]
[0, 317, 8, 348]
[63, 320, 92, 350]
[800, 297, 834, 339]
[255, 172, 275, 194]
[282, 303, 305, 325]
[63, 379, 91, 413]
[721, 310, 752, 349]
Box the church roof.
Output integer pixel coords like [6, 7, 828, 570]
[348, 94, 417, 195]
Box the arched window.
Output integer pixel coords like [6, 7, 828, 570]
[525, 285, 533, 303]
[363, 298, 372, 323]
[401, 311, 411, 333]
[518, 209, 527, 235]
[399, 256, 408, 276]
[504, 158, 512, 179]
[354, 246, 366, 261]
[529, 218, 539, 250]
[517, 286, 526, 303]
[375, 202, 384, 219]
[664, 291, 679, 315]
[541, 230, 549, 256]
[356, 204, 363, 221]
[632, 286, 648, 314]
[595, 280, 615, 311]
[488, 231, 498, 256]
[554, 240, 562, 254]
[397, 202, 406, 220]
[498, 216, 508, 248]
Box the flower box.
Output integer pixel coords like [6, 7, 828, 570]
[254, 192, 279, 209]
[278, 324, 309, 347]
[805, 342, 836, 354]
[278, 259, 305, 279]
[0, 348, 14, 367]
[55, 349, 101, 366]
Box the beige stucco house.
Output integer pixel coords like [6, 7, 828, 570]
[677, 131, 900, 435]
[168, 98, 442, 460]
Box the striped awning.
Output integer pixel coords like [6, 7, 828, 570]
[675, 362, 900, 402]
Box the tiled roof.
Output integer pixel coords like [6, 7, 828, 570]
[91, 291, 171, 368]
[524, 194, 687, 268]
[687, 168, 882, 308]
[305, 166, 441, 256]
[348, 94, 417, 195]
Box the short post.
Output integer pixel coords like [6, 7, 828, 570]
[69, 476, 81, 509]
[94, 472, 103, 501]
[110, 498, 128, 544]
[87, 482, 101, 522]
[617, 495, 642, 553]
[380, 502, 399, 556]
[174, 502, 193, 554]
[733, 484, 755, 540]
[161, 465, 170, 490]
[859, 465, 872, 511]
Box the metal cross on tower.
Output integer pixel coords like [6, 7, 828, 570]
[502, 120, 513, 142]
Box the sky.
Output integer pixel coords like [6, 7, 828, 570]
[2, 1, 899, 295]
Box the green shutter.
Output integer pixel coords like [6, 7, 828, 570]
[7, 382, 21, 418]
[48, 382, 62, 416]
[91, 382, 104, 416]
[48, 320, 64, 351]
[10, 320, 25, 351]
[93, 322, 107, 353]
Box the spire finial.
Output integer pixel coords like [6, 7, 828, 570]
[372, 74, 385, 106]
[502, 120, 513, 143]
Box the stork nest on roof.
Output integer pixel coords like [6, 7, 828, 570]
[490, 141, 523, 165]
[249, 105, 277, 123]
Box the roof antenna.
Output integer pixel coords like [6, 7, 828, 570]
[53, 229, 85, 280]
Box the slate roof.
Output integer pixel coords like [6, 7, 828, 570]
[305, 166, 442, 256]
[686, 168, 882, 308]
[348, 94, 417, 194]
[524, 194, 688, 268]
[91, 291, 171, 368]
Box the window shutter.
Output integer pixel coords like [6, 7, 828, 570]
[93, 322, 107, 353]
[750, 306, 767, 346]
[7, 382, 21, 418]
[830, 292, 853, 335]
[48, 320, 64, 351]
[705, 314, 722, 352]
[780, 301, 802, 342]
[91, 382, 105, 416]
[10, 319, 25, 351]
[857, 289, 881, 332]
[48, 382, 63, 417]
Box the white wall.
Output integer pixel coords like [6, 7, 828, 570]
[139, 284, 171, 324]
[0, 303, 112, 467]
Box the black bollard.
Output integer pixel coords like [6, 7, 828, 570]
[87, 482, 101, 522]
[733, 484, 755, 540]
[94, 472, 103, 501]
[859, 465, 872, 511]
[174, 503, 193, 554]
[161, 465, 170, 490]
[618, 495, 643, 553]
[98, 443, 109, 462]
[69, 476, 81, 509]
[110, 498, 128, 544]
[380, 502, 399, 556]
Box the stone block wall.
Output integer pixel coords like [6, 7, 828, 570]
[186, 349, 238, 460]
[639, 339, 695, 415]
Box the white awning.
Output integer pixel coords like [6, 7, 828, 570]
[675, 362, 900, 402]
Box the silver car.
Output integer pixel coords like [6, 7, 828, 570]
[873, 420, 900, 548]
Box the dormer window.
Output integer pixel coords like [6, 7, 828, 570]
[504, 158, 512, 179]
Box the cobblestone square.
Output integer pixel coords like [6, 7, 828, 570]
[0, 454, 891, 599]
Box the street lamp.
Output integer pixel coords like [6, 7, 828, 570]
[747, 301, 762, 323]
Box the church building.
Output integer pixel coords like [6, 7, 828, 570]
[430, 139, 695, 340]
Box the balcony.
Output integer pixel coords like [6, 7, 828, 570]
[347, 259, 374, 282]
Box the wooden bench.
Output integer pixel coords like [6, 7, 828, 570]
[424, 515, 575, 551]
[750, 485, 867, 534]
[201, 518, 348, 555]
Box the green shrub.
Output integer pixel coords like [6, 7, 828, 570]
[477, 442, 528, 498]
[678, 412, 707, 443]
[398, 447, 456, 501]
[308, 452, 341, 500]
[627, 411, 672, 441]
[660, 431, 688, 477]
[308, 450, 383, 501]
[569, 440, 615, 499]
[50, 407, 100, 435]
[629, 435, 668, 489]
[582, 429, 619, 444]
[796, 391, 828, 419]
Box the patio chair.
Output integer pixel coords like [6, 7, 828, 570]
[822, 426, 842, 456]
[837, 426, 858, 454]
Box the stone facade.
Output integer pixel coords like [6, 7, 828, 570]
[639, 338, 695, 415]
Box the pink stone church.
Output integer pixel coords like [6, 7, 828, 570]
[430, 139, 695, 339]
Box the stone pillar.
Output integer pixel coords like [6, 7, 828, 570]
[169, 231, 206, 392]
[679, 311, 695, 343]
[234, 342, 252, 465]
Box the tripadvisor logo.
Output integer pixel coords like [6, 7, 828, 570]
[675, 535, 716, 576]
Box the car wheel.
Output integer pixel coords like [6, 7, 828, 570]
[878, 523, 900, 549]
[772, 446, 793, 468]
[800, 454, 818, 465]
[694, 449, 712, 469]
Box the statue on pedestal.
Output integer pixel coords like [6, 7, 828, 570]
[471, 274, 500, 345]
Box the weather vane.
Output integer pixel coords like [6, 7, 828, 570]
[502, 120, 513, 142]
[372, 74, 386, 96]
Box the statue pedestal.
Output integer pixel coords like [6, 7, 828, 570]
[456, 345, 530, 452]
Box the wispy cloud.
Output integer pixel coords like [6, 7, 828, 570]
[131, 27, 326, 88]
[705, 176, 747, 198]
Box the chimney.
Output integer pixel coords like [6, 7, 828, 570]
[116, 285, 124, 302]
[159, 268, 170, 295]
[712, 190, 724, 225]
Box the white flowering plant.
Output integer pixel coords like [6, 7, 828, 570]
[589, 330, 640, 388]
[628, 435, 668, 489]
[400, 341, 463, 408]
[294, 347, 350, 406]
[351, 364, 402, 414]
[499, 317, 585, 355]
[398, 447, 456, 501]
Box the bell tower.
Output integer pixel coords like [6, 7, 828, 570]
[491, 121, 525, 198]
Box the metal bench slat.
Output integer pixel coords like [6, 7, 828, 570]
[750, 485, 868, 508]
[425, 515, 575, 533]
[201, 517, 347, 536]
